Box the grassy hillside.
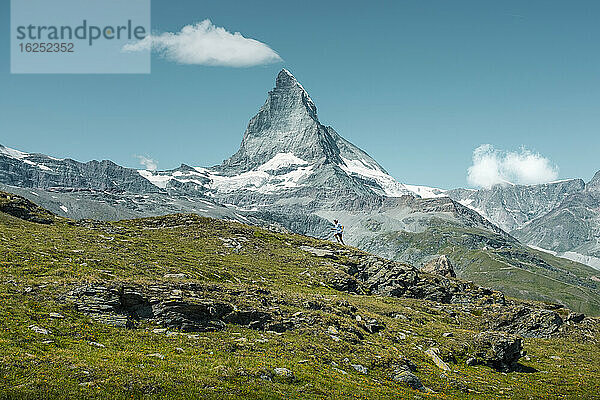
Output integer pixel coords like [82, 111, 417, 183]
[1, 193, 599, 399]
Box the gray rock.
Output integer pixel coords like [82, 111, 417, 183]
[273, 367, 295, 382]
[363, 319, 385, 334]
[164, 273, 187, 279]
[490, 306, 563, 338]
[351, 364, 368, 374]
[421, 255, 456, 278]
[447, 179, 585, 233]
[424, 348, 450, 371]
[28, 325, 50, 335]
[393, 371, 430, 393]
[471, 331, 523, 371]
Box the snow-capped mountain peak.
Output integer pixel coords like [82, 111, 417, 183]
[0, 144, 28, 160]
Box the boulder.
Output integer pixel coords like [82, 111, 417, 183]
[421, 255, 456, 278]
[393, 371, 431, 393]
[471, 331, 523, 371]
[424, 348, 450, 371]
[566, 312, 585, 324]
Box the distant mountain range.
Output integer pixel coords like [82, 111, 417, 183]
[1, 69, 599, 313]
[413, 177, 600, 270]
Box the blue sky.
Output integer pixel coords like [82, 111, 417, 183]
[1, 0, 599, 188]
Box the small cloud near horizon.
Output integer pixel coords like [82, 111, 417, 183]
[135, 155, 158, 171]
[122, 19, 283, 67]
[467, 144, 559, 189]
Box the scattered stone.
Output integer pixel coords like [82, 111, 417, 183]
[89, 341, 105, 348]
[152, 328, 167, 334]
[273, 368, 295, 382]
[466, 357, 477, 366]
[175, 347, 185, 354]
[424, 348, 450, 371]
[327, 326, 339, 335]
[421, 255, 456, 278]
[28, 325, 50, 335]
[49, 312, 64, 319]
[163, 273, 187, 279]
[147, 353, 165, 360]
[300, 246, 335, 258]
[351, 364, 368, 374]
[443, 332, 454, 338]
[363, 319, 385, 334]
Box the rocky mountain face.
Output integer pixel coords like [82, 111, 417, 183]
[587, 171, 600, 191]
[0, 144, 159, 194]
[144, 69, 411, 202]
[440, 174, 600, 270]
[511, 172, 600, 269]
[446, 179, 586, 233]
[1, 70, 599, 312]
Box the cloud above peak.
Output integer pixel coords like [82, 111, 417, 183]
[467, 144, 559, 189]
[123, 20, 282, 67]
[135, 155, 158, 171]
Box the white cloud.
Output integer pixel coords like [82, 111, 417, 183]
[467, 144, 559, 189]
[122, 20, 282, 67]
[135, 155, 158, 171]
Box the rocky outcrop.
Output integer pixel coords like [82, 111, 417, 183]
[303, 245, 506, 306]
[421, 255, 456, 278]
[0, 191, 56, 224]
[61, 284, 291, 333]
[485, 306, 563, 338]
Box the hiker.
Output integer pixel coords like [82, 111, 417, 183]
[331, 219, 345, 245]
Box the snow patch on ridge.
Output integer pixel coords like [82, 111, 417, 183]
[257, 152, 308, 172]
[0, 145, 27, 159]
[404, 184, 447, 199]
[0, 145, 54, 172]
[139, 152, 313, 194]
[137, 170, 173, 189]
[339, 157, 408, 197]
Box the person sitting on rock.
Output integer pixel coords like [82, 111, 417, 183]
[331, 219, 345, 245]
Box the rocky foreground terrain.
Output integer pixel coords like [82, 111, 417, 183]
[1, 191, 599, 399]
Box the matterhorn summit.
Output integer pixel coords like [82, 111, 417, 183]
[204, 68, 411, 199]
